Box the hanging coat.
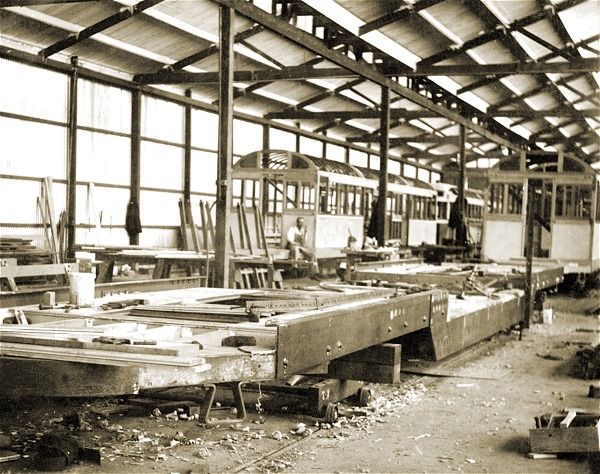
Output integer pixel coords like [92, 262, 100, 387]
[125, 200, 142, 238]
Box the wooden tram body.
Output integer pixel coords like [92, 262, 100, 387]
[433, 182, 485, 245]
[231, 150, 438, 259]
[482, 152, 600, 274]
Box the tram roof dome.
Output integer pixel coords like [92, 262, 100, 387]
[235, 149, 363, 177]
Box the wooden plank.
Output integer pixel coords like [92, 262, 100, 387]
[178, 199, 190, 251]
[185, 199, 201, 252]
[0, 263, 73, 279]
[560, 410, 577, 428]
[0, 334, 198, 357]
[0, 341, 206, 366]
[253, 204, 270, 259]
[43, 177, 60, 263]
[0, 357, 141, 397]
[199, 200, 209, 251]
[204, 201, 216, 250]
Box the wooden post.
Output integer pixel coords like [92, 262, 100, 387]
[213, 5, 234, 288]
[376, 86, 390, 247]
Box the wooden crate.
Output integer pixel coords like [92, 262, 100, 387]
[530, 411, 600, 453]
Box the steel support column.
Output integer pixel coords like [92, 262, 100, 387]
[376, 86, 390, 246]
[129, 89, 141, 245]
[184, 89, 192, 201]
[66, 56, 78, 259]
[214, 5, 234, 288]
[456, 124, 467, 245]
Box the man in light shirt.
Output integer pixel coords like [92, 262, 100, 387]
[286, 217, 318, 273]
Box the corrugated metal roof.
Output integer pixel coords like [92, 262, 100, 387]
[0, 0, 597, 169]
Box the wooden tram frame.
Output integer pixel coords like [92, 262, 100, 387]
[482, 151, 600, 274]
[231, 149, 439, 260]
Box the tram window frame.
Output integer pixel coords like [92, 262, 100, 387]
[555, 184, 592, 219]
[488, 182, 523, 215]
[437, 201, 449, 220]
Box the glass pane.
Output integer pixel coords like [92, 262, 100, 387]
[191, 150, 217, 195]
[348, 149, 368, 168]
[233, 119, 263, 155]
[191, 109, 218, 150]
[77, 131, 130, 185]
[269, 128, 296, 150]
[325, 143, 345, 163]
[0, 59, 68, 122]
[140, 141, 184, 190]
[0, 117, 67, 179]
[142, 96, 183, 143]
[78, 79, 131, 133]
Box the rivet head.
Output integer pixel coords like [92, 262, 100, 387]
[283, 358, 289, 367]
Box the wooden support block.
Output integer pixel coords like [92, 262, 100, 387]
[327, 344, 401, 383]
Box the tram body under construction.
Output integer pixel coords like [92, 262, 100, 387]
[481, 152, 600, 274]
[231, 150, 446, 259]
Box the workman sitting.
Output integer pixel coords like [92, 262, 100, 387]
[286, 217, 318, 272]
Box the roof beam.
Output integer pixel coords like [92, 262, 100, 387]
[210, 0, 522, 151]
[266, 108, 600, 121]
[0, 0, 98, 5]
[358, 0, 446, 36]
[418, 0, 586, 67]
[133, 66, 358, 84]
[38, 0, 165, 59]
[392, 58, 600, 77]
[457, 33, 600, 94]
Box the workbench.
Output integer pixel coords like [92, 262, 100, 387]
[92, 249, 212, 283]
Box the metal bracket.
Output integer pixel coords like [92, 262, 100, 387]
[198, 382, 247, 425]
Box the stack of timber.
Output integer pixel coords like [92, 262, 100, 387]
[37, 177, 66, 264]
[0, 238, 52, 265]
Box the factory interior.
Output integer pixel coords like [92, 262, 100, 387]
[0, 0, 599, 472]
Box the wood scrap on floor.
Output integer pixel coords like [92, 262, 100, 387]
[530, 410, 600, 454]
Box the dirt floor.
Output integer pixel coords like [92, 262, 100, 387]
[0, 290, 598, 474]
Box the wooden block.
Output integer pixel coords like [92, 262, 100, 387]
[334, 343, 401, 365]
[327, 359, 401, 383]
[529, 413, 600, 453]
